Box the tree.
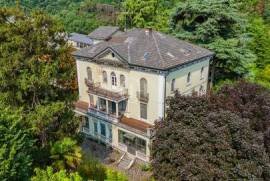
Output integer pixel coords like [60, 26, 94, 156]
[106, 168, 128, 181]
[31, 166, 82, 181]
[50, 137, 82, 170]
[214, 80, 270, 153]
[118, 0, 170, 32]
[152, 82, 270, 180]
[248, 17, 270, 68]
[171, 0, 256, 81]
[255, 65, 270, 88]
[0, 105, 35, 181]
[0, 8, 79, 147]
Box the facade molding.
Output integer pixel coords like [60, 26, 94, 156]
[74, 55, 213, 76]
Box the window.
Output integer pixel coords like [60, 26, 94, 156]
[111, 72, 117, 86]
[119, 101, 127, 113]
[140, 78, 147, 94]
[171, 79, 176, 92]
[89, 95, 94, 106]
[111, 52, 115, 58]
[118, 130, 146, 154]
[135, 137, 146, 154]
[140, 103, 147, 119]
[102, 71, 107, 83]
[94, 122, 98, 134]
[200, 67, 204, 79]
[87, 67, 92, 81]
[187, 72, 191, 84]
[83, 117, 89, 129]
[108, 126, 112, 140]
[100, 123, 106, 137]
[120, 75, 125, 87]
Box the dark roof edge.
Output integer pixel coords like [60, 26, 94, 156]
[165, 53, 215, 71]
[73, 53, 214, 73]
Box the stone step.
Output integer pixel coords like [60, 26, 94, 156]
[118, 155, 132, 169]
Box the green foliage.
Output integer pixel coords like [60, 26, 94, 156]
[50, 138, 82, 170]
[152, 81, 270, 180]
[248, 17, 270, 68]
[78, 154, 107, 181]
[0, 105, 35, 181]
[78, 154, 128, 181]
[0, 0, 119, 33]
[105, 168, 128, 181]
[255, 65, 270, 88]
[0, 8, 79, 148]
[171, 0, 256, 81]
[140, 164, 151, 172]
[31, 166, 83, 181]
[118, 0, 171, 32]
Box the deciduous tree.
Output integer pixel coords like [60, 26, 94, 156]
[152, 81, 270, 180]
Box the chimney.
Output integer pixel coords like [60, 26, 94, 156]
[145, 27, 153, 36]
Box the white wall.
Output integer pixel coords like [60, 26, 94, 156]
[166, 58, 210, 96]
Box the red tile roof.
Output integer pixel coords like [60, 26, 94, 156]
[74, 101, 89, 112]
[120, 116, 153, 132]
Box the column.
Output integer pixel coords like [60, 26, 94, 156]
[106, 100, 109, 114]
[116, 102, 119, 117]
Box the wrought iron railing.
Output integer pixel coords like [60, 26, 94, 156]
[136, 91, 149, 102]
[85, 79, 128, 101]
[88, 106, 119, 123]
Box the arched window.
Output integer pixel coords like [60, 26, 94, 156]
[120, 75, 125, 87]
[140, 78, 147, 94]
[87, 67, 92, 81]
[102, 71, 107, 83]
[111, 72, 117, 86]
[171, 79, 175, 92]
[187, 72, 191, 84]
[200, 67, 204, 79]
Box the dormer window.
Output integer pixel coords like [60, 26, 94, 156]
[111, 72, 117, 86]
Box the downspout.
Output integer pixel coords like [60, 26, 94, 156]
[163, 73, 167, 119]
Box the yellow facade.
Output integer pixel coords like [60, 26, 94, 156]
[76, 52, 210, 162]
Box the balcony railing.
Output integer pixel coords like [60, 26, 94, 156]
[85, 79, 128, 101]
[88, 106, 119, 123]
[136, 91, 149, 103]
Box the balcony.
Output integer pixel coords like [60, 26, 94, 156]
[85, 79, 128, 101]
[88, 106, 119, 123]
[136, 91, 149, 103]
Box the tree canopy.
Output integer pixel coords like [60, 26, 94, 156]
[0, 105, 35, 181]
[171, 0, 256, 81]
[0, 8, 79, 147]
[31, 166, 83, 181]
[152, 81, 270, 180]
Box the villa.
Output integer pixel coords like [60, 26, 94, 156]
[73, 26, 214, 166]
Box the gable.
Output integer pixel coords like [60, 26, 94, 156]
[94, 48, 128, 67]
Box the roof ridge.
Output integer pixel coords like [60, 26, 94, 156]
[152, 31, 164, 67]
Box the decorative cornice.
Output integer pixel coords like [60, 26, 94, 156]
[74, 55, 213, 75]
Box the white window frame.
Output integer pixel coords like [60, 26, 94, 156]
[111, 72, 117, 88]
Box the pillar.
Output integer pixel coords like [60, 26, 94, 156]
[106, 100, 109, 114]
[116, 102, 119, 117]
